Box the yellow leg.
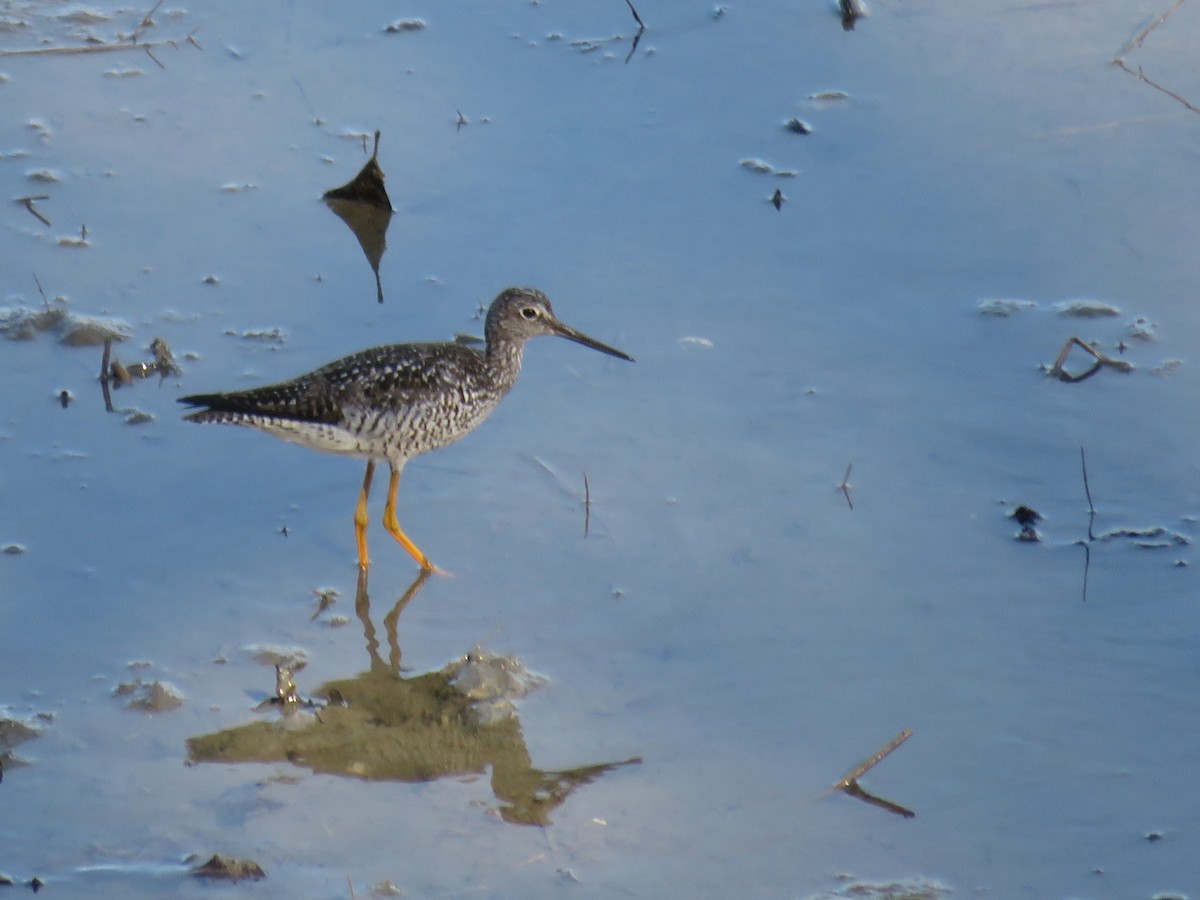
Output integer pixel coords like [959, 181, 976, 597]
[382, 462, 440, 574]
[354, 460, 375, 569]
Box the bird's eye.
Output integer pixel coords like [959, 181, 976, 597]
[521, 307, 538, 320]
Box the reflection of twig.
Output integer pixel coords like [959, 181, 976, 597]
[1115, 0, 1185, 58]
[1077, 539, 1091, 604]
[839, 463, 854, 510]
[840, 779, 915, 818]
[1112, 1, 1199, 115]
[835, 728, 912, 788]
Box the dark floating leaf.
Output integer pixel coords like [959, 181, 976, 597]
[784, 117, 812, 134]
[771, 189, 784, 211]
[323, 130, 394, 303]
[322, 130, 392, 210]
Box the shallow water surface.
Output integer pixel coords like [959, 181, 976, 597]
[3, 1, 1200, 897]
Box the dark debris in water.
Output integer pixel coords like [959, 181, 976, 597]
[107, 336, 181, 385]
[1010, 505, 1042, 542]
[323, 130, 393, 303]
[323, 129, 391, 210]
[1, 713, 45, 781]
[113, 679, 184, 712]
[0, 304, 130, 345]
[191, 854, 266, 882]
[384, 18, 426, 33]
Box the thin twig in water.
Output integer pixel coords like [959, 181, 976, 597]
[1, 31, 202, 58]
[100, 338, 114, 413]
[1112, 1, 1199, 115]
[828, 728, 916, 818]
[835, 728, 913, 789]
[32, 272, 50, 310]
[623, 0, 645, 29]
[131, 0, 165, 42]
[1114, 60, 1200, 114]
[1080, 446, 1095, 530]
[839, 463, 854, 510]
[583, 472, 591, 538]
[1077, 446, 1097, 603]
[1049, 336, 1133, 382]
[2, 7, 202, 60]
[18, 196, 51, 227]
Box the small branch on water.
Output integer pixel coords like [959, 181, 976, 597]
[1112, 1, 1200, 116]
[18, 196, 51, 227]
[583, 472, 592, 538]
[1049, 336, 1133, 383]
[100, 338, 115, 413]
[835, 728, 913, 789]
[32, 272, 50, 310]
[2, 0, 202, 62]
[131, 0, 165, 42]
[1080, 446, 1096, 536]
[1077, 446, 1096, 603]
[839, 462, 854, 510]
[1113, 59, 1200, 114]
[830, 728, 915, 818]
[623, 0, 645, 29]
[0, 30, 202, 59]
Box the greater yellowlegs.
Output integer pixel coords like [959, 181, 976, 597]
[180, 287, 633, 571]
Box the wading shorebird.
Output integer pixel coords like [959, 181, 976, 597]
[179, 287, 633, 572]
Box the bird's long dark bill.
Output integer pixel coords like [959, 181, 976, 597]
[552, 321, 635, 362]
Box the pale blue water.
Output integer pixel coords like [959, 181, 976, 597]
[2, 2, 1199, 897]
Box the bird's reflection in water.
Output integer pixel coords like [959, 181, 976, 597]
[187, 570, 640, 826]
